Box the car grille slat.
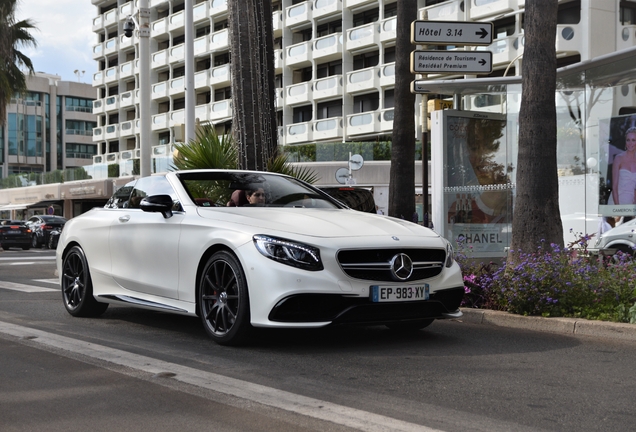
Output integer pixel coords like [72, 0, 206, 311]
[337, 248, 446, 282]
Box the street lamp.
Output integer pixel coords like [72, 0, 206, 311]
[73, 70, 85, 82]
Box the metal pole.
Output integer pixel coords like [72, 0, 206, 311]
[139, 0, 151, 178]
[419, 10, 429, 226]
[185, 0, 195, 143]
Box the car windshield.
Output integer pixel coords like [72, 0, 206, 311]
[177, 171, 342, 209]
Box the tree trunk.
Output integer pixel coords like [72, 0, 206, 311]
[228, 0, 278, 171]
[388, 0, 417, 221]
[510, 0, 563, 255]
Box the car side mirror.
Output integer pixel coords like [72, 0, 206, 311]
[140, 195, 174, 219]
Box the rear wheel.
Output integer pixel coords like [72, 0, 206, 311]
[31, 235, 39, 249]
[385, 319, 434, 331]
[199, 251, 251, 346]
[61, 246, 108, 317]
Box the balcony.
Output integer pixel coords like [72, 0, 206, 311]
[313, 75, 343, 101]
[286, 41, 312, 67]
[378, 108, 394, 132]
[346, 23, 379, 53]
[169, 77, 185, 96]
[105, 124, 119, 140]
[274, 49, 283, 73]
[195, 105, 209, 122]
[93, 71, 104, 86]
[314, 0, 342, 20]
[555, 24, 582, 56]
[152, 82, 169, 99]
[346, 111, 379, 136]
[169, 11, 184, 31]
[273, 10, 283, 38]
[103, 8, 117, 28]
[92, 43, 103, 60]
[193, 1, 208, 23]
[92, 15, 103, 32]
[93, 127, 104, 141]
[344, 0, 376, 10]
[151, 17, 168, 37]
[119, 60, 137, 79]
[170, 109, 185, 127]
[104, 67, 118, 84]
[93, 99, 104, 115]
[119, 33, 135, 50]
[210, 29, 229, 51]
[313, 33, 343, 62]
[286, 82, 312, 106]
[469, 0, 516, 20]
[119, 2, 133, 20]
[379, 63, 395, 87]
[275, 88, 284, 109]
[484, 35, 523, 67]
[209, 64, 231, 87]
[194, 35, 209, 56]
[379, 17, 397, 43]
[286, 1, 312, 29]
[425, 0, 464, 21]
[152, 49, 168, 68]
[103, 37, 118, 56]
[618, 25, 636, 51]
[195, 70, 209, 88]
[209, 100, 233, 121]
[120, 120, 136, 138]
[105, 95, 119, 112]
[169, 44, 185, 63]
[313, 117, 343, 141]
[120, 90, 136, 108]
[286, 122, 312, 144]
[152, 113, 169, 130]
[210, 0, 228, 17]
[347, 66, 380, 94]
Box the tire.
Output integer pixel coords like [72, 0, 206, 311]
[61, 245, 108, 317]
[199, 251, 251, 346]
[385, 319, 434, 331]
[31, 235, 39, 249]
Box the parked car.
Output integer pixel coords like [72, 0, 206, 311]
[0, 220, 32, 250]
[48, 226, 63, 249]
[57, 170, 464, 346]
[319, 186, 377, 213]
[595, 217, 636, 255]
[27, 215, 67, 249]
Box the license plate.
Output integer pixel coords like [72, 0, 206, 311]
[7, 230, 20, 234]
[370, 284, 429, 302]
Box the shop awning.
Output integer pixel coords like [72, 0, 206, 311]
[27, 200, 64, 209]
[0, 203, 35, 211]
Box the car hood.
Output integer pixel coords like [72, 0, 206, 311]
[197, 207, 439, 239]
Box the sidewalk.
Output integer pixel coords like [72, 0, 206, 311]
[460, 308, 636, 342]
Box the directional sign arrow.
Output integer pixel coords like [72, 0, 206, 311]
[411, 21, 494, 46]
[479, 59, 486, 66]
[410, 50, 493, 74]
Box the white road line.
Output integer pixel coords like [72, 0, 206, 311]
[0, 256, 55, 261]
[33, 278, 59, 285]
[10, 262, 35, 266]
[0, 320, 443, 432]
[0, 282, 57, 292]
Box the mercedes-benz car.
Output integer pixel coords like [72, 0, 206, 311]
[57, 170, 464, 345]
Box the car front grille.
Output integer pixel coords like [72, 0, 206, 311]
[337, 248, 446, 282]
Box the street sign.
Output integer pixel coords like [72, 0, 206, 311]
[411, 21, 493, 46]
[410, 50, 492, 74]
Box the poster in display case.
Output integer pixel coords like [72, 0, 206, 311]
[431, 109, 514, 258]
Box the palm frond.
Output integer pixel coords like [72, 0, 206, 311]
[267, 153, 320, 184]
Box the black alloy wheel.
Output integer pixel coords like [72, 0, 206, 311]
[199, 251, 251, 345]
[61, 246, 108, 317]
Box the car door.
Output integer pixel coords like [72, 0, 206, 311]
[109, 176, 183, 299]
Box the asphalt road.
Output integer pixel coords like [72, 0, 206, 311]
[1, 248, 635, 432]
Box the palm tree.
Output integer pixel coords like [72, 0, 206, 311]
[0, 0, 37, 125]
[172, 124, 318, 185]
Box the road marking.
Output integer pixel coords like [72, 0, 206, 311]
[33, 278, 59, 285]
[0, 320, 443, 432]
[0, 256, 56, 261]
[10, 262, 36, 266]
[0, 282, 57, 292]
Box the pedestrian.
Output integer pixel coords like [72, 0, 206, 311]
[412, 211, 419, 224]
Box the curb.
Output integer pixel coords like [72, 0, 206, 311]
[459, 308, 636, 342]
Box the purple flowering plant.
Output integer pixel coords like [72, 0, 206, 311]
[456, 232, 636, 323]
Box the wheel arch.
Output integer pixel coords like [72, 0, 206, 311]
[194, 244, 238, 317]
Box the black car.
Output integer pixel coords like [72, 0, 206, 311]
[26, 215, 67, 248]
[0, 220, 32, 250]
[319, 187, 377, 213]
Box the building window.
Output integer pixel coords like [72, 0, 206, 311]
[65, 97, 94, 113]
[293, 105, 312, 123]
[66, 143, 97, 159]
[353, 93, 379, 114]
[317, 100, 342, 120]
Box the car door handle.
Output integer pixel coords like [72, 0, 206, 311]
[118, 215, 130, 223]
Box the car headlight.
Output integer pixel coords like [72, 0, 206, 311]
[445, 241, 454, 268]
[253, 235, 323, 271]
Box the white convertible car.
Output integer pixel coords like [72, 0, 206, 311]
[57, 170, 464, 345]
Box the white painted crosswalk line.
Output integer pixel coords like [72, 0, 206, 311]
[0, 281, 57, 292]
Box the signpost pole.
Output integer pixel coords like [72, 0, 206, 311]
[419, 10, 429, 226]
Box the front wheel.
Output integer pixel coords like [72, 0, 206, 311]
[61, 245, 108, 317]
[386, 319, 434, 331]
[199, 251, 251, 346]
